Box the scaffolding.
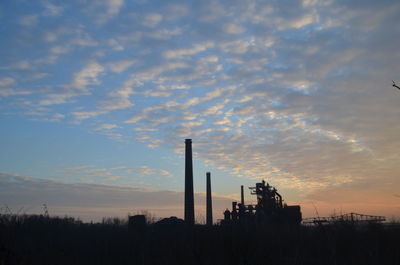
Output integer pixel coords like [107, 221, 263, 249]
[302, 212, 386, 225]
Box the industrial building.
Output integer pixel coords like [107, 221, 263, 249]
[184, 138, 302, 226]
[222, 180, 302, 225]
[128, 139, 386, 228]
[130, 138, 302, 227]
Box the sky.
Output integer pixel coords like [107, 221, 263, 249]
[1, 0, 400, 222]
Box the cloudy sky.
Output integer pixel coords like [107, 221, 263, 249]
[1, 0, 400, 222]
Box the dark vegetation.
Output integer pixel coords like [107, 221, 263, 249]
[1, 214, 399, 265]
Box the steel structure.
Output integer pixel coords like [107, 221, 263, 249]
[302, 212, 386, 225]
[223, 180, 302, 225]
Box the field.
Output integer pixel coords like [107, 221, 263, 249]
[1, 214, 399, 265]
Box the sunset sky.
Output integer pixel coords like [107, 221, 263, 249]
[1, 0, 400, 222]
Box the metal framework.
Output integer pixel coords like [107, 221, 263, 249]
[302, 212, 386, 225]
[223, 180, 302, 225]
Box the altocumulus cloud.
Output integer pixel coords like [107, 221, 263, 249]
[1, 0, 400, 218]
[0, 173, 233, 222]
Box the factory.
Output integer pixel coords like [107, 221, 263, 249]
[221, 181, 302, 225]
[184, 138, 302, 226]
[128, 139, 382, 228]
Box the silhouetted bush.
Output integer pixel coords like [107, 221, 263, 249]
[0, 214, 399, 265]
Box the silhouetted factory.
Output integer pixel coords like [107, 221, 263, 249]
[222, 181, 302, 225]
[184, 139, 302, 226]
[130, 139, 385, 227]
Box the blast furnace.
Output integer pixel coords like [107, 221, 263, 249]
[223, 180, 302, 225]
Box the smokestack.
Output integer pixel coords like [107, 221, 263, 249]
[184, 139, 194, 225]
[241, 185, 244, 206]
[206, 172, 213, 226]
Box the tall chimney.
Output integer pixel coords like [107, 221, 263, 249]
[206, 172, 213, 226]
[184, 139, 195, 225]
[241, 185, 244, 206]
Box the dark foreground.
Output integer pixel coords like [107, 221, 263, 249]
[1, 214, 399, 265]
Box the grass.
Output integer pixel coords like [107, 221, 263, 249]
[0, 214, 399, 265]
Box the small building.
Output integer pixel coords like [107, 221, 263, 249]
[128, 215, 146, 229]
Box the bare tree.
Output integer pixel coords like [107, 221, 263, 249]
[392, 80, 400, 90]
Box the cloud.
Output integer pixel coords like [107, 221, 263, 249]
[138, 166, 172, 177]
[46, 73, 135, 123]
[0, 88, 33, 97]
[220, 40, 251, 54]
[164, 42, 214, 59]
[19, 15, 38, 26]
[71, 61, 104, 90]
[202, 102, 226, 116]
[2, 0, 400, 219]
[133, 62, 189, 82]
[287, 13, 317, 29]
[71, 110, 107, 122]
[70, 35, 98, 47]
[38, 94, 72, 106]
[300, 176, 400, 218]
[42, 3, 64, 16]
[10, 60, 31, 70]
[95, 123, 119, 130]
[39, 61, 104, 106]
[31, 73, 49, 79]
[50, 45, 70, 54]
[165, 4, 189, 20]
[60, 164, 173, 181]
[108, 59, 137, 73]
[213, 117, 232, 126]
[0, 77, 15, 87]
[223, 23, 246, 34]
[96, 0, 124, 24]
[100, 79, 137, 111]
[183, 86, 236, 109]
[142, 13, 163, 27]
[108, 38, 124, 50]
[42, 27, 98, 50]
[125, 101, 179, 124]
[29, 113, 65, 122]
[0, 172, 234, 221]
[104, 96, 135, 113]
[147, 27, 183, 40]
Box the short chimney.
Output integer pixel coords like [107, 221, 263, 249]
[206, 172, 213, 226]
[241, 185, 245, 206]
